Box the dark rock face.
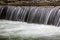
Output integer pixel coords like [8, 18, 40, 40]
[0, 6, 60, 26]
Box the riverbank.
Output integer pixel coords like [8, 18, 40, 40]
[0, 1, 60, 6]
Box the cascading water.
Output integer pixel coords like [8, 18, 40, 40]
[0, 6, 60, 26]
[1, 6, 60, 40]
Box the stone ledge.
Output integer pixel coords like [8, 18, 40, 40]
[0, 1, 60, 6]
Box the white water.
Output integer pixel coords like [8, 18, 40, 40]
[0, 20, 60, 40]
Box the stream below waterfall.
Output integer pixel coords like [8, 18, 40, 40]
[0, 6, 60, 40]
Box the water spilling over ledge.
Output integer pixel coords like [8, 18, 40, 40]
[0, 6, 60, 40]
[0, 6, 60, 26]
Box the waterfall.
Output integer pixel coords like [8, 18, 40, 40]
[0, 6, 60, 40]
[0, 6, 60, 26]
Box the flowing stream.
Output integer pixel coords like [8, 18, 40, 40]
[0, 6, 60, 40]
